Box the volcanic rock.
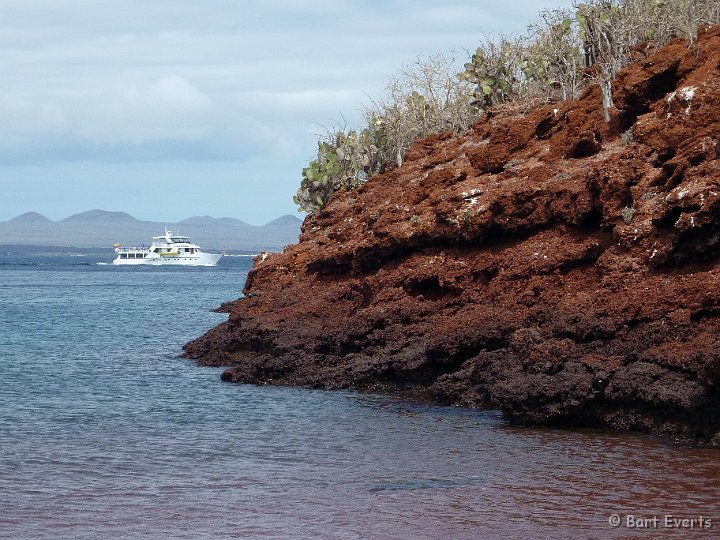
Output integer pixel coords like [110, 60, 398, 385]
[184, 28, 720, 445]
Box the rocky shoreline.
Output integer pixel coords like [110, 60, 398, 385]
[184, 28, 720, 446]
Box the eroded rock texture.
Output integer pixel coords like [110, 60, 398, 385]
[185, 28, 720, 445]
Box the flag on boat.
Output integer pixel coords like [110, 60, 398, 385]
[113, 243, 121, 247]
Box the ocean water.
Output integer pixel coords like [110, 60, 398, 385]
[0, 251, 718, 539]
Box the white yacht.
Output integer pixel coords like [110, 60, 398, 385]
[112, 229, 223, 266]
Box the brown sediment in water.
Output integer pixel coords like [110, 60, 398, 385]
[184, 27, 720, 445]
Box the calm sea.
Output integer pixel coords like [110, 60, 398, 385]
[0, 251, 718, 539]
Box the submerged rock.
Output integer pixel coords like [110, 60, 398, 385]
[184, 27, 720, 445]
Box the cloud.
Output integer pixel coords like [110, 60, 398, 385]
[74, 75, 217, 143]
[0, 0, 577, 221]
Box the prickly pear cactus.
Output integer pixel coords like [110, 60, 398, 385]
[460, 39, 523, 107]
[294, 128, 383, 213]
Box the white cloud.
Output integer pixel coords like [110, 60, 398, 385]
[74, 75, 217, 143]
[0, 0, 577, 221]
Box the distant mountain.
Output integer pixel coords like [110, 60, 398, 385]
[8, 212, 52, 224]
[179, 215, 251, 227]
[264, 215, 305, 228]
[61, 210, 139, 223]
[0, 210, 303, 252]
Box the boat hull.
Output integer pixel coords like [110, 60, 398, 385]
[112, 229, 223, 267]
[112, 252, 223, 266]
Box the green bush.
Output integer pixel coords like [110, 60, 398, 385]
[293, 128, 383, 213]
[461, 37, 526, 106]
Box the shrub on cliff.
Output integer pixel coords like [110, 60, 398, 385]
[294, 54, 476, 213]
[369, 54, 478, 169]
[576, 0, 720, 120]
[461, 10, 585, 107]
[462, 1, 720, 121]
[295, 0, 720, 213]
[293, 128, 384, 214]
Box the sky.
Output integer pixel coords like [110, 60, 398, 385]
[0, 0, 575, 225]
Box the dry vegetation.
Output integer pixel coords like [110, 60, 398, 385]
[294, 0, 720, 213]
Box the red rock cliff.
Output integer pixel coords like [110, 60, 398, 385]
[184, 28, 720, 445]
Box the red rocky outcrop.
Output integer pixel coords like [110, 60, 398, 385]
[184, 28, 720, 445]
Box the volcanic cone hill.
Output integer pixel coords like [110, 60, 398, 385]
[185, 27, 720, 445]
